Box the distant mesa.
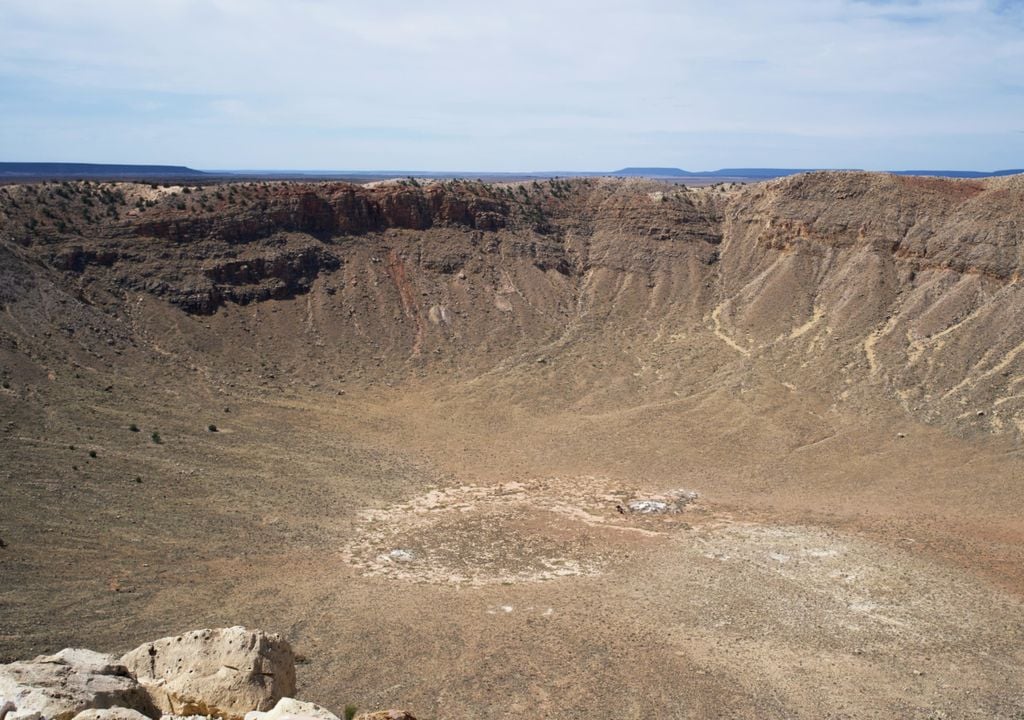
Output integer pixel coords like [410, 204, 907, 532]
[888, 169, 1024, 178]
[2, 161, 1021, 183]
[0, 162, 207, 180]
[612, 166, 1023, 180]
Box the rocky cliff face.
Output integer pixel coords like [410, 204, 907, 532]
[1, 172, 1023, 437]
[121, 183, 511, 244]
[719, 172, 1024, 434]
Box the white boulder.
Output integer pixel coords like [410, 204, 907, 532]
[244, 697, 339, 720]
[71, 709, 152, 720]
[0, 648, 149, 720]
[120, 628, 296, 720]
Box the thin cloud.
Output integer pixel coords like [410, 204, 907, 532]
[0, 0, 1021, 170]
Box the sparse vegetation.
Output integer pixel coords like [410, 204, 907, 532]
[150, 431, 162, 444]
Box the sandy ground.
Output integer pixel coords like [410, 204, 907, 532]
[3, 366, 1024, 719]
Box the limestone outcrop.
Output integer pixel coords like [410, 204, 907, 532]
[0, 649, 151, 720]
[0, 629, 415, 720]
[119, 628, 296, 720]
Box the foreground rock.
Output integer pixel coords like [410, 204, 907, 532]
[120, 628, 296, 720]
[1, 629, 408, 720]
[71, 709, 151, 720]
[244, 698, 339, 720]
[0, 649, 151, 720]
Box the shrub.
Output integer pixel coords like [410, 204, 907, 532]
[151, 431, 162, 444]
[207, 424, 218, 432]
[88, 450, 97, 458]
[129, 423, 139, 432]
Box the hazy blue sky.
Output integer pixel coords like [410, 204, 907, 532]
[1, 0, 1022, 171]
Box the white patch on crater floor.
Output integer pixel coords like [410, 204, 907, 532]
[341, 478, 700, 586]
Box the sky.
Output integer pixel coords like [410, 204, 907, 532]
[1, 0, 1022, 171]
